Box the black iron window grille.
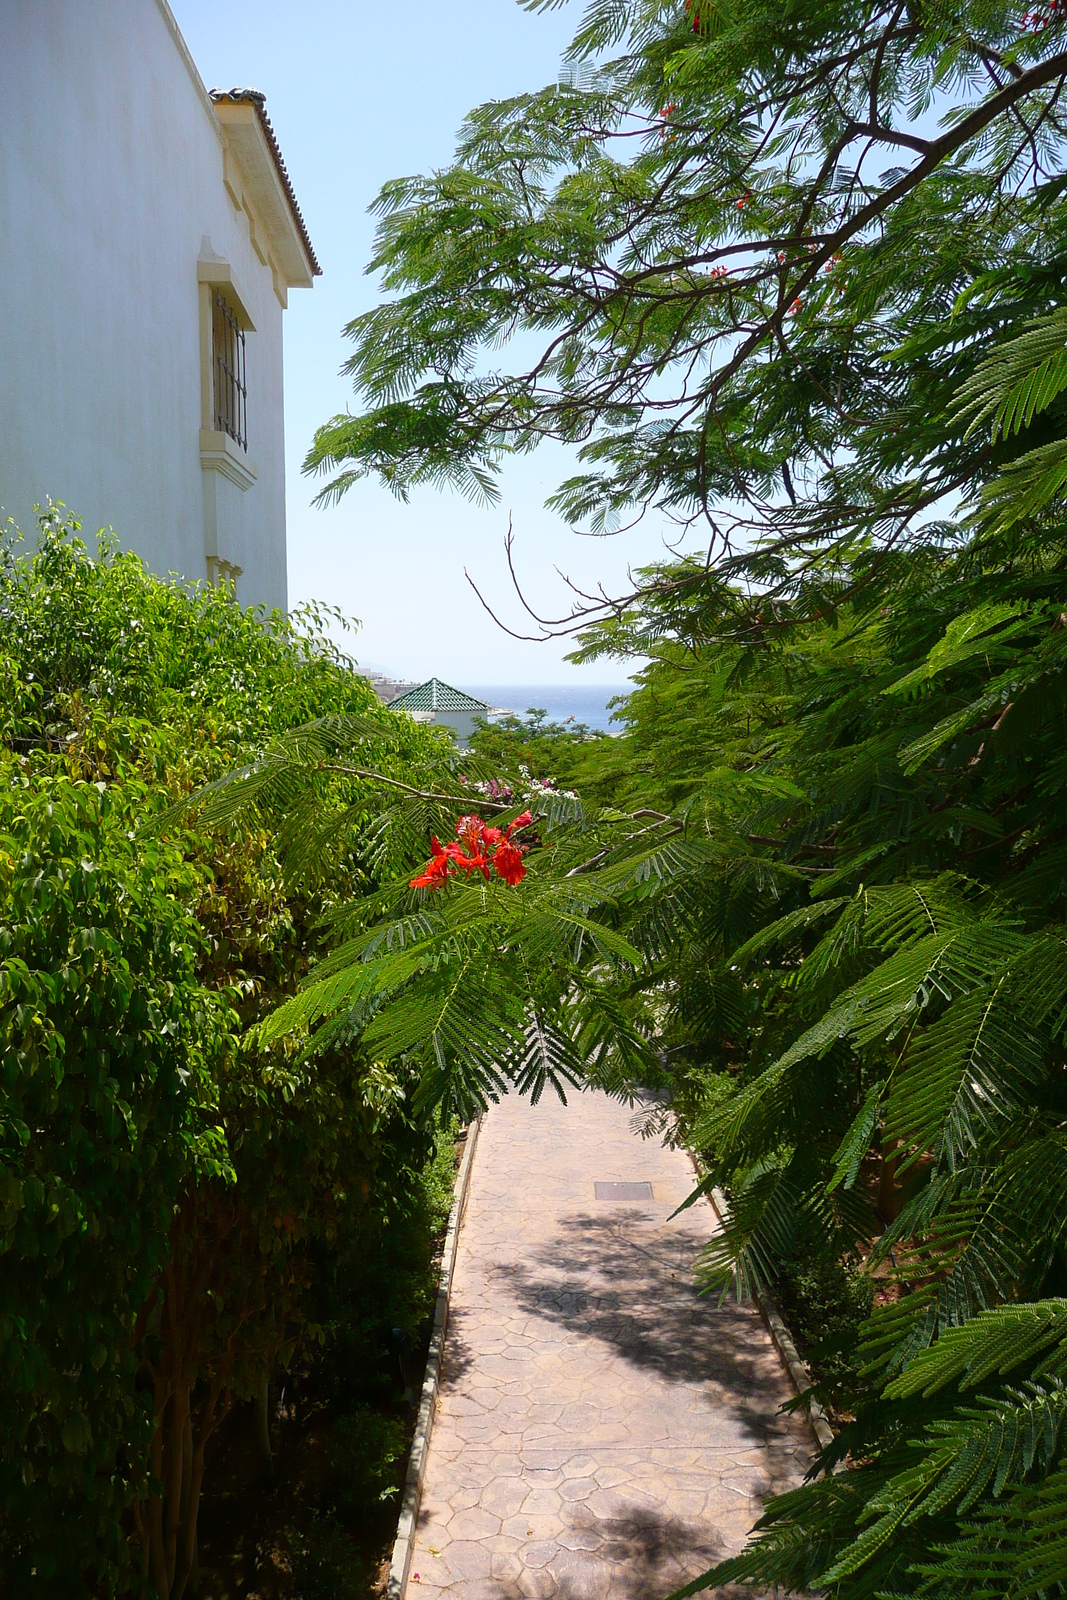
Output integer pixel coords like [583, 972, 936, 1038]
[211, 291, 247, 451]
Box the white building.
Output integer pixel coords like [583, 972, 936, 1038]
[0, 0, 319, 613]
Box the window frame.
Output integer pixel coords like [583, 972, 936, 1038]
[197, 257, 257, 491]
[211, 290, 248, 451]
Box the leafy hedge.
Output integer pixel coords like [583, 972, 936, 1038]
[0, 512, 444, 1597]
[0, 776, 229, 1595]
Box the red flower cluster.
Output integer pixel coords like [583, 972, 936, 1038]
[1023, 0, 1062, 29]
[410, 812, 534, 890]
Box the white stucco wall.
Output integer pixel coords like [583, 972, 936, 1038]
[432, 710, 485, 748]
[0, 0, 293, 612]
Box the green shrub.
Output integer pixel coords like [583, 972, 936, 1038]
[290, 1515, 366, 1600]
[0, 772, 229, 1596]
[774, 1250, 873, 1414]
[0, 512, 443, 1595]
[316, 1409, 407, 1520]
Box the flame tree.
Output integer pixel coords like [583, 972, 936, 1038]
[203, 2, 1067, 1593]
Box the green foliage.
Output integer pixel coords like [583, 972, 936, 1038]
[289, 1514, 368, 1600]
[0, 507, 381, 750]
[0, 773, 229, 1596]
[191, 1112, 460, 1600]
[0, 513, 452, 1596]
[304, 0, 1067, 608]
[469, 707, 617, 798]
[315, 1409, 407, 1519]
[305, 1111, 458, 1409]
[772, 1236, 873, 1413]
[201, 2, 1067, 1593]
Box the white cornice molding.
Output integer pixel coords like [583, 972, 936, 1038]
[200, 430, 258, 491]
[197, 257, 257, 330]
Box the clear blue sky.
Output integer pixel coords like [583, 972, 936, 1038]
[170, 0, 676, 685]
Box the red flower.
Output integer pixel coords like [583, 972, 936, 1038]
[494, 840, 526, 886]
[410, 852, 451, 889]
[453, 850, 491, 880]
[413, 810, 534, 891]
[455, 814, 485, 849]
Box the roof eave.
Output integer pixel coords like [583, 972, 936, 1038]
[210, 92, 320, 286]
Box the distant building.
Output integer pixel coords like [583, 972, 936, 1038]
[388, 678, 490, 748]
[0, 0, 319, 612]
[359, 671, 420, 705]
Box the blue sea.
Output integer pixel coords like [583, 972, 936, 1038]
[461, 684, 633, 734]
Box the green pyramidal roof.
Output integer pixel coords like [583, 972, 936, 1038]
[387, 678, 488, 713]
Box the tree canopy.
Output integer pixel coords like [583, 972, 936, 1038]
[235, 3, 1067, 1594]
[306, 0, 1067, 629]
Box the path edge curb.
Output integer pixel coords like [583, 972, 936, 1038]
[705, 1183, 836, 1453]
[386, 1113, 483, 1600]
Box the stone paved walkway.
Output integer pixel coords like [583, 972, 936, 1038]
[409, 1090, 811, 1600]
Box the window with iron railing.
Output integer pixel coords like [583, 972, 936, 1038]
[211, 290, 247, 451]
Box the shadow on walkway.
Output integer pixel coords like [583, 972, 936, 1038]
[408, 1092, 808, 1600]
[415, 1496, 755, 1600]
[490, 1210, 783, 1427]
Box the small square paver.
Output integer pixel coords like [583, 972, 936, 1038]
[594, 1180, 653, 1201]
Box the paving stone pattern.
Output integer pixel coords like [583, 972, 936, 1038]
[408, 1090, 811, 1600]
